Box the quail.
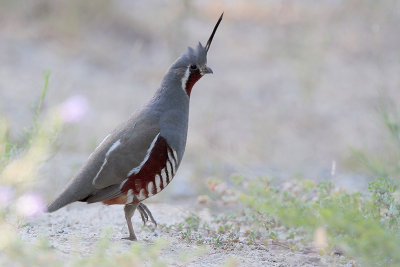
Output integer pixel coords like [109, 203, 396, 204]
[47, 13, 223, 241]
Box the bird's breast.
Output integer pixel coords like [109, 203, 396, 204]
[115, 134, 179, 204]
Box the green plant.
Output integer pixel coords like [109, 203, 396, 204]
[351, 97, 400, 181]
[238, 176, 400, 266]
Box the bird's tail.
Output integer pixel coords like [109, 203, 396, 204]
[47, 193, 74, 212]
[46, 180, 91, 212]
[47, 201, 63, 213]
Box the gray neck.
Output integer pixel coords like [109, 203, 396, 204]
[148, 69, 190, 114]
[147, 69, 190, 160]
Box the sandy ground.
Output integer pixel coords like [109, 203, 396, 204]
[18, 202, 334, 266]
[15, 203, 342, 266]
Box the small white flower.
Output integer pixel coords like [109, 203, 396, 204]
[16, 193, 45, 217]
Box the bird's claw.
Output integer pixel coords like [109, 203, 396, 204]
[138, 203, 157, 227]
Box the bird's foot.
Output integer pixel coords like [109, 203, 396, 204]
[138, 203, 157, 227]
[121, 234, 137, 241]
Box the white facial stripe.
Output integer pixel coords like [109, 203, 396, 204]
[181, 67, 190, 92]
[126, 189, 134, 204]
[93, 139, 121, 183]
[127, 133, 160, 177]
[155, 175, 162, 192]
[147, 181, 154, 196]
[137, 188, 146, 200]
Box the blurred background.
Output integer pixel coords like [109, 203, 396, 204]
[1, 0, 399, 202]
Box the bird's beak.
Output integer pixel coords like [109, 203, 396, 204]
[201, 66, 213, 75]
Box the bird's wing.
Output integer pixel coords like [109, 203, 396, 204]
[85, 184, 121, 203]
[91, 116, 160, 189]
[47, 113, 161, 212]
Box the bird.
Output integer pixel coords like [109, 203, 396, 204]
[47, 13, 223, 241]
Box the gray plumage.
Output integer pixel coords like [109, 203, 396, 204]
[47, 13, 223, 240]
[48, 42, 212, 212]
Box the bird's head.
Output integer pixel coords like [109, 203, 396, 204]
[170, 13, 223, 97]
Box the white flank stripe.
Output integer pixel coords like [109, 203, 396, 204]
[161, 168, 167, 185]
[88, 134, 111, 159]
[93, 139, 121, 183]
[97, 134, 111, 150]
[169, 161, 175, 176]
[155, 175, 162, 192]
[172, 149, 178, 164]
[166, 162, 173, 179]
[168, 152, 177, 175]
[171, 160, 176, 175]
[181, 67, 190, 92]
[168, 150, 178, 168]
[126, 189, 134, 204]
[120, 178, 128, 189]
[147, 181, 154, 196]
[137, 189, 146, 200]
[127, 133, 160, 176]
[108, 140, 121, 154]
[168, 151, 175, 165]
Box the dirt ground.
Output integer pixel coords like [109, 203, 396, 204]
[19, 202, 337, 266]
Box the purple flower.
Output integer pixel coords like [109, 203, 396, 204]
[0, 185, 14, 208]
[16, 193, 45, 217]
[60, 95, 89, 123]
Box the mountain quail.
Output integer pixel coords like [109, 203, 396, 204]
[47, 13, 223, 241]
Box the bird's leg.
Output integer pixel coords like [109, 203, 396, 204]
[138, 203, 157, 227]
[122, 203, 139, 241]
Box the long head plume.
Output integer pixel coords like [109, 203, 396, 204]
[205, 12, 224, 53]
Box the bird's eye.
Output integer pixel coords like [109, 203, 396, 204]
[190, 64, 197, 70]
